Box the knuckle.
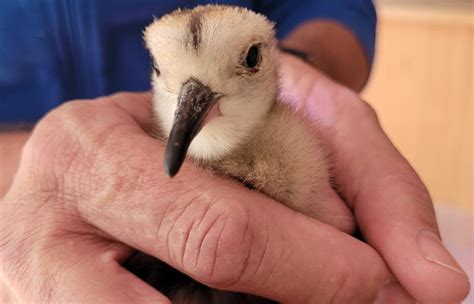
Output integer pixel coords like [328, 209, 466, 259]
[20, 100, 103, 197]
[37, 100, 91, 134]
[340, 91, 379, 122]
[359, 99, 380, 123]
[328, 87, 381, 126]
[23, 101, 89, 161]
[164, 193, 252, 287]
[103, 91, 138, 101]
[191, 203, 251, 287]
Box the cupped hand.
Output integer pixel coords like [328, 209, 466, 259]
[0, 92, 392, 303]
[279, 53, 470, 303]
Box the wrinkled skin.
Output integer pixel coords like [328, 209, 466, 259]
[0, 55, 469, 303]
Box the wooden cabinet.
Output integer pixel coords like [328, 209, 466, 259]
[363, 1, 473, 209]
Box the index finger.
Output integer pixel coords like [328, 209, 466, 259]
[65, 95, 391, 302]
[101, 92, 356, 233]
[81, 141, 391, 303]
[96, 91, 155, 132]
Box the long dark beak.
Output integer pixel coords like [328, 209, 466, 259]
[164, 78, 219, 177]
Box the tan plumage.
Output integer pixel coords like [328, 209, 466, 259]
[125, 5, 329, 303]
[202, 101, 329, 220]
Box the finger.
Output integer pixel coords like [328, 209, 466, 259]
[313, 182, 355, 233]
[94, 91, 355, 233]
[314, 89, 470, 302]
[342, 124, 469, 303]
[75, 132, 390, 303]
[10, 239, 170, 304]
[96, 92, 154, 132]
[279, 55, 470, 302]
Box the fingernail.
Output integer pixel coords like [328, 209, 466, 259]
[375, 281, 416, 304]
[417, 229, 468, 278]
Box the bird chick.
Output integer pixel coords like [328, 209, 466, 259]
[145, 5, 329, 219]
[128, 5, 330, 303]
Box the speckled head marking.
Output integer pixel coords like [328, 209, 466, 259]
[189, 12, 202, 49]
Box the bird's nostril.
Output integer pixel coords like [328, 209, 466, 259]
[203, 102, 222, 126]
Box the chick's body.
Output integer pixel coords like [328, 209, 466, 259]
[124, 5, 331, 303]
[202, 102, 328, 220]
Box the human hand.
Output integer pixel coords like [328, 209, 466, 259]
[0, 131, 30, 197]
[278, 53, 470, 303]
[1, 92, 395, 303]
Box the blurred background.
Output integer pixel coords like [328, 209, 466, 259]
[363, 0, 473, 302]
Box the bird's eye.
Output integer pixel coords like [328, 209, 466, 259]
[245, 45, 261, 70]
[152, 61, 160, 76]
